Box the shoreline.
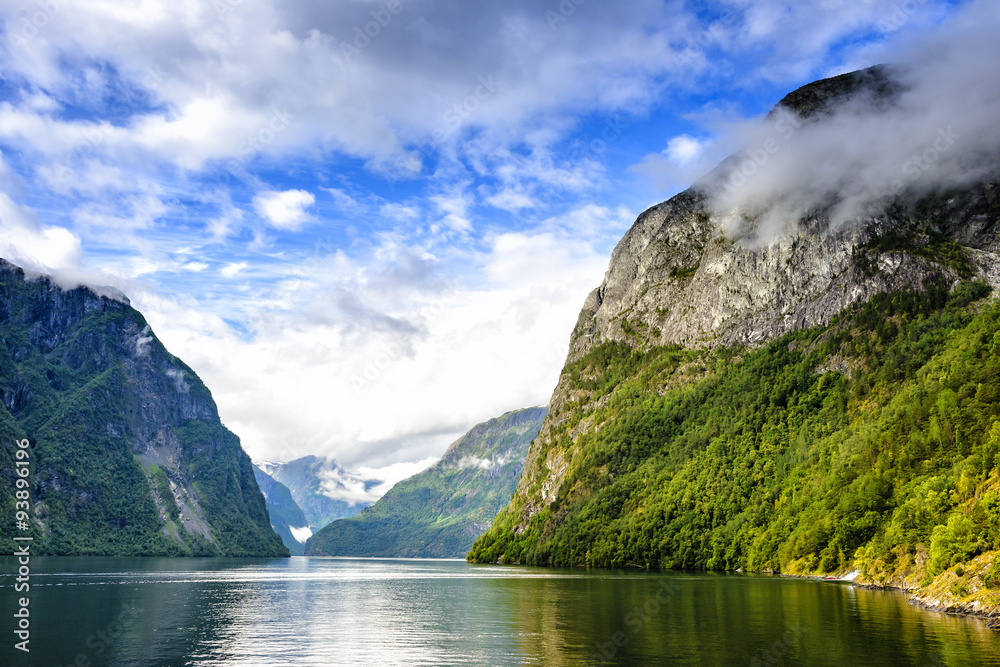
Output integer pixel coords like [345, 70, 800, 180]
[784, 555, 1000, 631]
[852, 580, 1000, 630]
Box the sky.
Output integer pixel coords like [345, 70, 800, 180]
[0, 0, 983, 493]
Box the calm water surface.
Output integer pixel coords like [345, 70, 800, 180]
[1, 556, 998, 666]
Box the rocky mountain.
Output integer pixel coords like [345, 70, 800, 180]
[568, 67, 997, 359]
[307, 407, 547, 558]
[253, 464, 310, 555]
[258, 455, 375, 532]
[0, 259, 287, 556]
[469, 68, 1000, 620]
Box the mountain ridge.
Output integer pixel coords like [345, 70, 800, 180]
[0, 258, 287, 556]
[259, 455, 375, 532]
[307, 406, 546, 558]
[253, 464, 310, 555]
[469, 67, 1000, 622]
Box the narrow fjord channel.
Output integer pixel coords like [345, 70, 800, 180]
[4, 556, 998, 666]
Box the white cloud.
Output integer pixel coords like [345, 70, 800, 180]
[221, 262, 248, 278]
[665, 134, 707, 166]
[0, 0, 982, 479]
[703, 2, 1000, 240]
[451, 455, 507, 471]
[343, 458, 439, 503]
[0, 192, 84, 274]
[486, 190, 536, 212]
[432, 194, 473, 233]
[380, 203, 420, 222]
[253, 189, 315, 230]
[131, 205, 628, 468]
[323, 187, 362, 212]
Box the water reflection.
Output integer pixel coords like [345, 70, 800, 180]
[0, 557, 997, 666]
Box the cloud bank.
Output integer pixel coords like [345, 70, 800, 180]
[676, 1, 1000, 242]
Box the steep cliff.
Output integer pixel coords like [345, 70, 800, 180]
[307, 407, 546, 558]
[253, 464, 310, 555]
[0, 259, 288, 556]
[469, 67, 1000, 614]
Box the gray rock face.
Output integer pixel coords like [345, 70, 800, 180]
[0, 258, 287, 556]
[253, 464, 310, 555]
[510, 66, 1000, 531]
[569, 189, 999, 361]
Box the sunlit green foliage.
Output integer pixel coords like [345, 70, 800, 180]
[470, 280, 1000, 581]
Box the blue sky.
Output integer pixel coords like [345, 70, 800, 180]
[0, 0, 979, 494]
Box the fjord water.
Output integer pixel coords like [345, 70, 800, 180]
[2, 557, 998, 666]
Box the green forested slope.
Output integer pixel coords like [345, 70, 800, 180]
[0, 259, 287, 556]
[307, 407, 546, 557]
[469, 281, 1000, 596]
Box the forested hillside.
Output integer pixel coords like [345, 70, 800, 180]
[0, 259, 287, 556]
[308, 407, 545, 557]
[471, 280, 1000, 592]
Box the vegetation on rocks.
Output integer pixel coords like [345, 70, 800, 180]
[470, 281, 1000, 608]
[0, 259, 287, 557]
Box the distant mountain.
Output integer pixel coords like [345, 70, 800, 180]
[253, 465, 310, 555]
[258, 455, 375, 531]
[306, 407, 547, 558]
[0, 259, 287, 556]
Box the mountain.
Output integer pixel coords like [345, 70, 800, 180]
[307, 407, 547, 558]
[253, 464, 310, 555]
[0, 259, 287, 557]
[258, 455, 375, 532]
[469, 68, 1000, 617]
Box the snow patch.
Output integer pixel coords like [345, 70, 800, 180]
[289, 526, 313, 543]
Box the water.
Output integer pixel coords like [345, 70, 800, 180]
[1, 557, 998, 666]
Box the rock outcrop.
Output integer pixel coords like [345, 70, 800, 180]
[514, 67, 1000, 536]
[0, 258, 288, 556]
[469, 68, 1000, 635]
